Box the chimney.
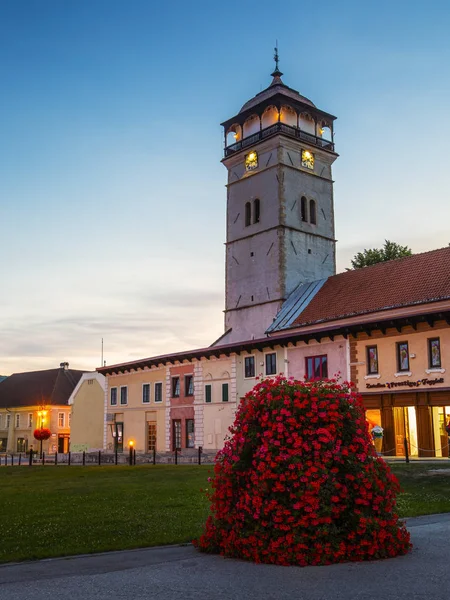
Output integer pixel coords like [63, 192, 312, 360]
[59, 362, 69, 370]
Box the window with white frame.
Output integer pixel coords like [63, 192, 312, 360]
[15, 414, 20, 428]
[110, 387, 118, 406]
[120, 386, 128, 405]
[28, 413, 33, 428]
[142, 383, 150, 403]
[68, 413, 72, 427]
[6, 414, 11, 429]
[154, 382, 163, 403]
[58, 413, 65, 428]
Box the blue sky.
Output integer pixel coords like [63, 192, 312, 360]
[1, 0, 449, 374]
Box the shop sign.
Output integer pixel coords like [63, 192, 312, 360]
[367, 377, 444, 390]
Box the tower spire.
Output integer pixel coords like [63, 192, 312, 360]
[270, 41, 283, 82]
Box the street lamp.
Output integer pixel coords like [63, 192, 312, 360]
[37, 408, 48, 458]
[128, 440, 134, 466]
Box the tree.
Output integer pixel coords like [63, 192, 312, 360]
[196, 376, 411, 566]
[351, 240, 412, 269]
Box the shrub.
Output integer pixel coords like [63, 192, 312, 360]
[196, 376, 411, 565]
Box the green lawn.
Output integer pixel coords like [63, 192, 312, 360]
[0, 465, 210, 563]
[1, 463, 450, 564]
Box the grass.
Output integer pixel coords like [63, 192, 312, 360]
[0, 465, 210, 563]
[2, 462, 450, 564]
[391, 463, 450, 518]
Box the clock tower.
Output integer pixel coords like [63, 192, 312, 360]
[218, 52, 338, 344]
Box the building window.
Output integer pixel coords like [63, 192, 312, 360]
[87, 379, 94, 385]
[265, 352, 277, 376]
[305, 355, 328, 380]
[301, 196, 307, 222]
[244, 356, 256, 378]
[142, 383, 150, 403]
[68, 413, 72, 427]
[58, 413, 65, 428]
[185, 375, 194, 396]
[15, 414, 20, 428]
[245, 202, 251, 227]
[28, 413, 33, 428]
[205, 384, 212, 403]
[397, 342, 410, 372]
[147, 422, 157, 452]
[366, 346, 379, 375]
[6, 414, 10, 429]
[154, 382, 163, 403]
[120, 386, 128, 405]
[309, 199, 317, 225]
[172, 377, 180, 398]
[429, 338, 442, 368]
[17, 438, 27, 453]
[172, 419, 182, 450]
[253, 199, 260, 224]
[186, 419, 195, 448]
[222, 383, 229, 402]
[110, 387, 118, 406]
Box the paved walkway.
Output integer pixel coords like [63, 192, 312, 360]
[1, 513, 449, 599]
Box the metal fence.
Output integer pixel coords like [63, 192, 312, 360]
[0, 447, 217, 467]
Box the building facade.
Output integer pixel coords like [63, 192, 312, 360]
[0, 363, 85, 453]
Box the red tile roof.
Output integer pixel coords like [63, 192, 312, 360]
[0, 367, 86, 408]
[292, 247, 450, 328]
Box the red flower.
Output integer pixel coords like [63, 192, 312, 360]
[33, 428, 52, 441]
[195, 376, 411, 565]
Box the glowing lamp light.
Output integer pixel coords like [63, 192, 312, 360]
[319, 128, 324, 135]
[248, 152, 256, 160]
[303, 151, 312, 158]
[233, 133, 238, 139]
[129, 440, 135, 448]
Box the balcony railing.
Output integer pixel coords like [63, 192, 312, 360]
[224, 122, 335, 157]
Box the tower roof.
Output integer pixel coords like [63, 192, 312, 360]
[238, 79, 316, 114]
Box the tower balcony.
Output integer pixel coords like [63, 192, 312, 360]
[224, 122, 335, 158]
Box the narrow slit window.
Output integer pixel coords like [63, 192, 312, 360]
[301, 196, 307, 222]
[245, 202, 252, 227]
[253, 199, 260, 223]
[309, 199, 317, 224]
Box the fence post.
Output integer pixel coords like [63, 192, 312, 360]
[129, 446, 133, 466]
[29, 449, 33, 467]
[153, 447, 156, 465]
[198, 446, 202, 465]
[98, 450, 101, 466]
[42, 451, 45, 466]
[82, 451, 86, 466]
[55, 452, 58, 466]
[404, 438, 409, 464]
[115, 449, 118, 465]
[133, 448, 136, 466]
[19, 453, 21, 467]
[68, 451, 71, 466]
[11, 454, 14, 467]
[175, 447, 178, 465]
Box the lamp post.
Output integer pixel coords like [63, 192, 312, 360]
[37, 408, 48, 458]
[128, 440, 134, 466]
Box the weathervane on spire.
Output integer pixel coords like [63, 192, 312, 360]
[274, 41, 280, 71]
[271, 40, 283, 79]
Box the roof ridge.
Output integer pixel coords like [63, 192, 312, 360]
[337, 245, 450, 277]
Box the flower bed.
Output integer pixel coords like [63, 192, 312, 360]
[196, 376, 411, 565]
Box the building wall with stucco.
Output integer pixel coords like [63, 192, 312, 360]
[105, 367, 166, 453]
[69, 374, 105, 452]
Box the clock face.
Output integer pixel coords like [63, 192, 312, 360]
[245, 151, 258, 171]
[301, 149, 314, 170]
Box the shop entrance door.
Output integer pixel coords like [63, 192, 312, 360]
[393, 407, 419, 457]
[58, 434, 70, 453]
[431, 407, 450, 457]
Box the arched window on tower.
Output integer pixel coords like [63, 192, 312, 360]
[245, 202, 252, 227]
[253, 199, 260, 224]
[310, 199, 317, 225]
[301, 196, 308, 222]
